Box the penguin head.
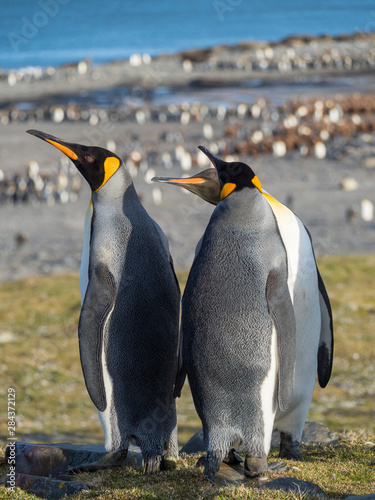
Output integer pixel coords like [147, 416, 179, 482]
[26, 129, 122, 192]
[198, 146, 262, 201]
[152, 168, 220, 205]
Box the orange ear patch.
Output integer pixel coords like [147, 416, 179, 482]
[94, 156, 121, 192]
[252, 175, 262, 193]
[220, 182, 236, 200]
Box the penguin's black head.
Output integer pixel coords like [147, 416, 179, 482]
[26, 129, 122, 192]
[198, 145, 262, 200]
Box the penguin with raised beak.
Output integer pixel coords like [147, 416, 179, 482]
[154, 147, 333, 479]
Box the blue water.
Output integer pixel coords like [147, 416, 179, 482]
[1, 0, 375, 70]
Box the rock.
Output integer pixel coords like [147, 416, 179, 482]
[213, 462, 246, 486]
[272, 421, 339, 447]
[5, 442, 107, 478]
[340, 177, 359, 191]
[180, 430, 204, 454]
[5, 441, 143, 477]
[301, 421, 339, 445]
[261, 478, 327, 498]
[8, 473, 88, 499]
[4, 441, 144, 498]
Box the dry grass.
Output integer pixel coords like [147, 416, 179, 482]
[0, 256, 374, 498]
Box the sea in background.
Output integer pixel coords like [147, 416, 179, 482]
[1, 0, 375, 70]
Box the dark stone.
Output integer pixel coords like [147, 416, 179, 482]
[4, 441, 143, 500]
[180, 430, 204, 454]
[271, 421, 339, 447]
[8, 473, 88, 499]
[261, 478, 328, 499]
[5, 442, 107, 478]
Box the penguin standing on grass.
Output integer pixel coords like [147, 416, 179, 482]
[27, 129, 181, 473]
[153, 147, 333, 480]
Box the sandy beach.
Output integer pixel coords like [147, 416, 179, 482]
[0, 32, 374, 282]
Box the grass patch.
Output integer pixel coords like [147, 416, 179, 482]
[0, 257, 374, 449]
[0, 433, 374, 499]
[0, 256, 375, 498]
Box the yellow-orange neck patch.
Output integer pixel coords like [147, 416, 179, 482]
[252, 175, 262, 193]
[220, 182, 236, 200]
[95, 156, 121, 192]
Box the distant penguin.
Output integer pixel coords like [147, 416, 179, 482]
[27, 129, 181, 473]
[154, 147, 333, 480]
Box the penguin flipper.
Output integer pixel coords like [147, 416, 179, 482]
[79, 262, 116, 412]
[302, 224, 334, 388]
[266, 268, 296, 412]
[316, 268, 334, 388]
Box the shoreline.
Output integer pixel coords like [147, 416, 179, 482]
[1, 31, 375, 106]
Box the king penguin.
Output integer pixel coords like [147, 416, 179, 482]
[27, 129, 181, 473]
[154, 146, 333, 480]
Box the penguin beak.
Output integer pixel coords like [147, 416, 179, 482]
[26, 129, 79, 161]
[197, 145, 223, 169]
[152, 168, 221, 205]
[152, 176, 206, 185]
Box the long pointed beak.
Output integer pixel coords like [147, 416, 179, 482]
[152, 168, 220, 205]
[26, 129, 79, 160]
[197, 145, 223, 168]
[152, 175, 206, 186]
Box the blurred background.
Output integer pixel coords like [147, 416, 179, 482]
[0, 0, 374, 448]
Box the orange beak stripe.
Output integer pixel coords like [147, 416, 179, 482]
[45, 139, 78, 160]
[167, 178, 205, 184]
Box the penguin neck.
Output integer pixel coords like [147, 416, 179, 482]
[217, 189, 269, 229]
[92, 166, 140, 207]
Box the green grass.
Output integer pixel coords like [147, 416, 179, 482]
[0, 256, 374, 498]
[0, 434, 374, 499]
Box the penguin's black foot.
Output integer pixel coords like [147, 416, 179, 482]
[143, 454, 162, 474]
[69, 449, 128, 474]
[244, 456, 290, 478]
[279, 432, 302, 461]
[204, 450, 224, 482]
[223, 448, 244, 465]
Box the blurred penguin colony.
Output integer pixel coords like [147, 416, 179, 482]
[1, 32, 375, 207]
[2, 92, 375, 207]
